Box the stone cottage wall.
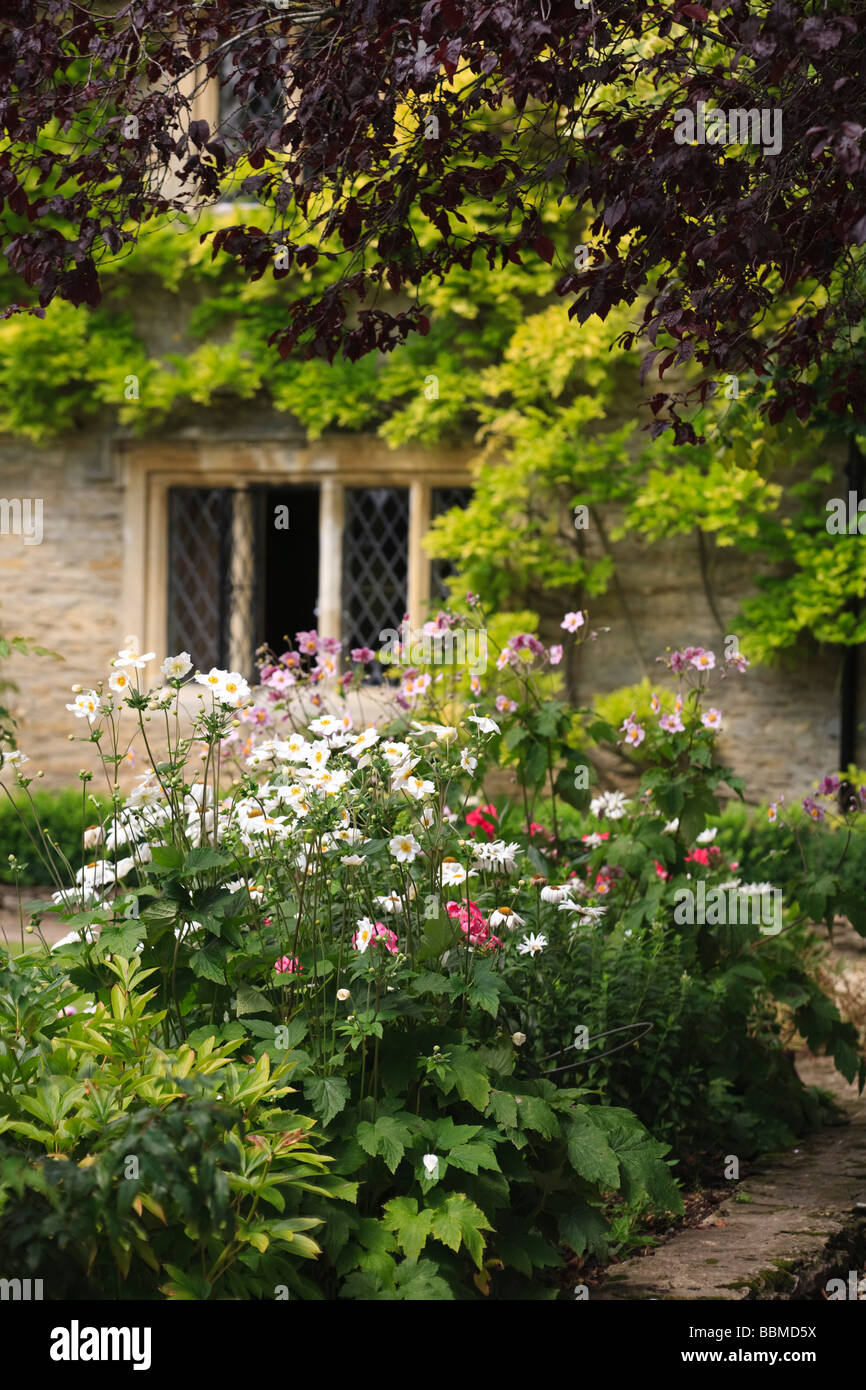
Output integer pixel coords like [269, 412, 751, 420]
[0, 431, 126, 785]
[0, 427, 860, 801]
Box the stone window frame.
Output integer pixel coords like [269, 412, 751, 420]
[117, 435, 473, 668]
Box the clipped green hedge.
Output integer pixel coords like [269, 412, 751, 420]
[0, 788, 111, 886]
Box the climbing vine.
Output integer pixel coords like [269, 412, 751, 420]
[0, 185, 864, 666]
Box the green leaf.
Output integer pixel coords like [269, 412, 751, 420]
[589, 1107, 682, 1211]
[382, 1197, 435, 1263]
[303, 1075, 350, 1127]
[515, 1093, 559, 1139]
[190, 947, 226, 985]
[430, 1193, 491, 1270]
[183, 847, 232, 874]
[139, 897, 181, 927]
[410, 971, 451, 998]
[96, 922, 145, 958]
[468, 962, 501, 1017]
[445, 1141, 500, 1175]
[559, 1206, 609, 1258]
[486, 1090, 518, 1129]
[149, 846, 184, 872]
[393, 1259, 455, 1300]
[160, 1264, 212, 1299]
[439, 1046, 490, 1111]
[417, 916, 458, 963]
[356, 1113, 415, 1174]
[566, 1108, 621, 1189]
[235, 984, 272, 1017]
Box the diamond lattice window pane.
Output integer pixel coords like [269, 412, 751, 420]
[342, 488, 410, 659]
[167, 488, 232, 673]
[430, 487, 473, 600]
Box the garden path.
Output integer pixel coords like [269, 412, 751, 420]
[597, 919, 866, 1301]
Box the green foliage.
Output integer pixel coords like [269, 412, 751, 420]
[0, 952, 335, 1299]
[6, 617, 862, 1300]
[0, 629, 58, 752]
[0, 786, 111, 885]
[714, 792, 866, 940]
[289, 1034, 680, 1301]
[529, 918, 844, 1165]
[0, 201, 861, 663]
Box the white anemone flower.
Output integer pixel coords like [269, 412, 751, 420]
[560, 904, 607, 927]
[516, 932, 547, 957]
[66, 690, 101, 723]
[467, 715, 501, 735]
[389, 832, 421, 864]
[108, 669, 133, 695]
[161, 652, 192, 680]
[354, 918, 376, 953]
[375, 891, 404, 914]
[589, 790, 630, 820]
[440, 861, 469, 887]
[0, 748, 28, 773]
[113, 645, 155, 670]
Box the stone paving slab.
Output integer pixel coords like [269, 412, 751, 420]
[596, 1058, 866, 1300]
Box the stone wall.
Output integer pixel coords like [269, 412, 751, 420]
[0, 429, 860, 803]
[564, 523, 849, 805]
[0, 432, 126, 785]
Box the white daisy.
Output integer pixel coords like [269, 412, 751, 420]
[589, 790, 630, 820]
[489, 905, 525, 930]
[540, 883, 573, 904]
[440, 860, 469, 887]
[516, 932, 547, 957]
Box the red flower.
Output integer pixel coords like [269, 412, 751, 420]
[466, 803, 499, 839]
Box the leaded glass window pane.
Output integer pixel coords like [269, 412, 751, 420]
[341, 488, 410, 659]
[167, 487, 263, 679]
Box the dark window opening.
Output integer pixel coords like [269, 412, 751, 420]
[430, 486, 472, 601]
[263, 486, 320, 657]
